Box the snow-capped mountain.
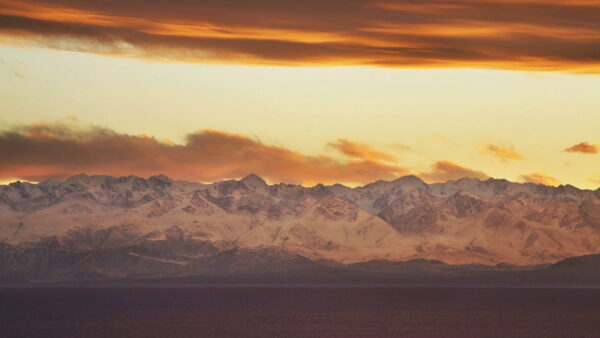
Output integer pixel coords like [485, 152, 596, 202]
[2, 173, 600, 281]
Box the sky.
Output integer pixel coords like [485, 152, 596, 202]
[0, 0, 599, 188]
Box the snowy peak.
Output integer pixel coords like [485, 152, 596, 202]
[391, 175, 428, 191]
[0, 174, 201, 211]
[149, 174, 172, 184]
[240, 173, 268, 190]
[65, 173, 90, 184]
[2, 173, 600, 267]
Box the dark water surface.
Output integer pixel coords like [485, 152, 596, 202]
[1, 286, 600, 337]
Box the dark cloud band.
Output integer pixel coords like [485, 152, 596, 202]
[0, 0, 599, 70]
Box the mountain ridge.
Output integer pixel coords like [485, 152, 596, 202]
[2, 173, 600, 282]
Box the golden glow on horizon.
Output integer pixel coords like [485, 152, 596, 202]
[0, 0, 599, 188]
[1, 44, 599, 188]
[0, 178, 20, 185]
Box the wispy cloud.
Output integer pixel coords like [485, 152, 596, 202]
[387, 143, 411, 151]
[485, 144, 523, 161]
[565, 141, 599, 154]
[419, 160, 489, 183]
[328, 139, 397, 162]
[0, 0, 598, 71]
[521, 172, 561, 186]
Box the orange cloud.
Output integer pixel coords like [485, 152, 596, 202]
[328, 139, 397, 162]
[0, 123, 409, 185]
[485, 144, 523, 161]
[0, 0, 599, 71]
[419, 160, 489, 183]
[565, 142, 599, 154]
[520, 172, 561, 186]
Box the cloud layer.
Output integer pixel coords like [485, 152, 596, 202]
[0, 122, 585, 188]
[0, 0, 599, 71]
[0, 123, 410, 185]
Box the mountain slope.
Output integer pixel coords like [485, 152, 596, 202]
[2, 173, 600, 282]
[329, 176, 600, 264]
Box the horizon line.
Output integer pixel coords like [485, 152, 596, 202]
[2, 172, 598, 192]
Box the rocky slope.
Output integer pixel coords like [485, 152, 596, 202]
[1, 173, 600, 281]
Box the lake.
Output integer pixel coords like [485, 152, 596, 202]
[1, 286, 600, 337]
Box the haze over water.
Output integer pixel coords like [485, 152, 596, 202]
[2, 286, 600, 338]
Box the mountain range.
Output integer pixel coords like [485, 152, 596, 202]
[1, 173, 600, 284]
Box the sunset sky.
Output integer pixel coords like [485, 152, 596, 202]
[0, 0, 599, 188]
